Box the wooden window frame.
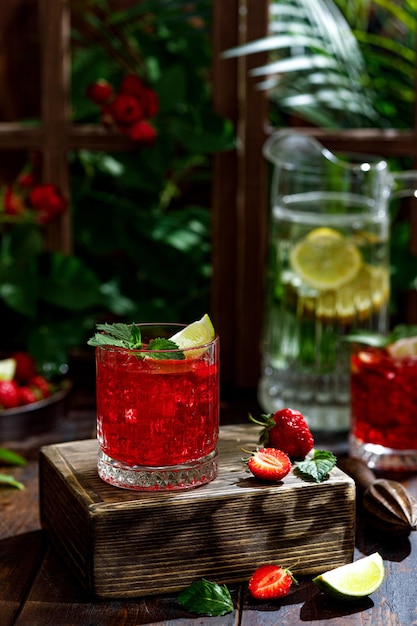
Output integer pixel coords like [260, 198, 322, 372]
[1, 0, 417, 390]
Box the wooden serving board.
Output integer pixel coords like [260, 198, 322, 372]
[39, 424, 355, 599]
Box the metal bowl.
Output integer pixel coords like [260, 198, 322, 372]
[0, 379, 72, 441]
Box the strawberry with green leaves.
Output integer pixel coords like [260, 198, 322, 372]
[248, 564, 297, 600]
[250, 407, 314, 460]
[247, 448, 292, 482]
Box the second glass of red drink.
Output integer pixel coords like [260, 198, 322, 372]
[350, 339, 417, 473]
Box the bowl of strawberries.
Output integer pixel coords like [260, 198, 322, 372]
[0, 352, 72, 441]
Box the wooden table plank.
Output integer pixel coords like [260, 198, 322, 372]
[15, 545, 241, 626]
[1, 392, 417, 625]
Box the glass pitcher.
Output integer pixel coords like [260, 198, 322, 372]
[258, 130, 417, 432]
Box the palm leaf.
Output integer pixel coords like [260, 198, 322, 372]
[222, 0, 413, 128]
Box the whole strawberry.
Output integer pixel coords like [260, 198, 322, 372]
[247, 448, 292, 482]
[250, 408, 314, 460]
[248, 564, 296, 600]
[19, 386, 39, 406]
[12, 351, 36, 384]
[29, 375, 51, 399]
[0, 380, 20, 409]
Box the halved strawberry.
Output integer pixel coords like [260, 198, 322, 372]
[250, 408, 314, 460]
[247, 447, 292, 482]
[248, 564, 296, 600]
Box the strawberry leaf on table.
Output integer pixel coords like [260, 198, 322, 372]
[177, 579, 233, 616]
[294, 450, 337, 483]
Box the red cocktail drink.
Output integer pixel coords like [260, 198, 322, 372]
[95, 323, 219, 490]
[350, 345, 417, 472]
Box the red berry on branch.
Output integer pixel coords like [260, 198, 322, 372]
[28, 184, 67, 225]
[109, 93, 144, 127]
[86, 79, 113, 105]
[129, 120, 157, 144]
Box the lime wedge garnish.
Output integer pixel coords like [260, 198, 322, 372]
[290, 228, 362, 291]
[313, 552, 384, 600]
[0, 358, 16, 382]
[170, 314, 215, 359]
[387, 336, 417, 358]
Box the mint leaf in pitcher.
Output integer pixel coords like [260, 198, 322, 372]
[178, 579, 233, 616]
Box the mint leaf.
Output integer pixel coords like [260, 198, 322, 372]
[147, 338, 185, 360]
[295, 450, 337, 483]
[343, 331, 388, 348]
[344, 324, 417, 348]
[178, 579, 233, 616]
[0, 473, 25, 490]
[87, 322, 142, 349]
[388, 324, 417, 343]
[0, 448, 26, 466]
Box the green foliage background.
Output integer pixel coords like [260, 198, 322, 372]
[0, 0, 234, 375]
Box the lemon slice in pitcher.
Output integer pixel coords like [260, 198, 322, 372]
[290, 228, 362, 291]
[313, 552, 384, 600]
[170, 314, 215, 358]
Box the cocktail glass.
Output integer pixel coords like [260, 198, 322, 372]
[349, 344, 417, 473]
[95, 323, 220, 490]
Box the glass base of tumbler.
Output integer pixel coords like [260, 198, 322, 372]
[349, 435, 417, 474]
[97, 448, 218, 491]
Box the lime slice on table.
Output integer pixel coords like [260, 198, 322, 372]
[290, 228, 362, 291]
[170, 314, 215, 359]
[0, 358, 16, 382]
[313, 552, 385, 600]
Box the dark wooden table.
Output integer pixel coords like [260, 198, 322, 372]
[1, 383, 417, 625]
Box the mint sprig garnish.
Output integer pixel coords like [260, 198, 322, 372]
[294, 450, 337, 483]
[344, 324, 417, 348]
[177, 579, 233, 616]
[87, 322, 185, 359]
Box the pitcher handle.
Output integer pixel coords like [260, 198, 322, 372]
[391, 171, 417, 200]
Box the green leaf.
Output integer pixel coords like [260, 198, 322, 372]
[0, 473, 25, 490]
[147, 338, 185, 360]
[0, 448, 26, 466]
[344, 324, 417, 348]
[343, 331, 388, 348]
[295, 450, 337, 483]
[177, 579, 234, 616]
[41, 253, 102, 311]
[87, 323, 141, 349]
